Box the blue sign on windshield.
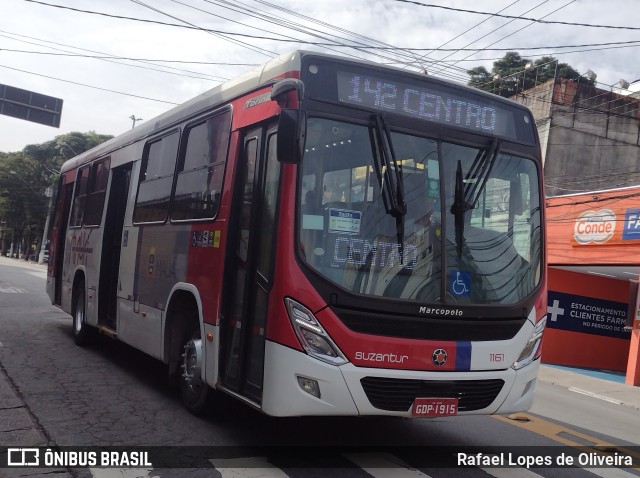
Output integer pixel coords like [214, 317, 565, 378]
[450, 270, 471, 297]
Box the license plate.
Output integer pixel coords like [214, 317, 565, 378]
[412, 397, 458, 417]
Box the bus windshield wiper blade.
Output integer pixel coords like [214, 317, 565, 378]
[465, 139, 500, 207]
[372, 115, 407, 260]
[372, 114, 406, 218]
[450, 160, 473, 259]
[449, 139, 501, 258]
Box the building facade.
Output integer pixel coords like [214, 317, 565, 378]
[512, 79, 640, 385]
[515, 78, 640, 197]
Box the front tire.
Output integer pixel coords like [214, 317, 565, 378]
[180, 323, 213, 415]
[73, 284, 96, 346]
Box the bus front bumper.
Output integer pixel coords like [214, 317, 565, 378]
[261, 341, 539, 417]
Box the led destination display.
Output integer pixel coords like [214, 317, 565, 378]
[333, 69, 533, 143]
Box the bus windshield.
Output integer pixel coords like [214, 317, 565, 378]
[298, 117, 542, 305]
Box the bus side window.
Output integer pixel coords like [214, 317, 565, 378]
[133, 131, 180, 224]
[69, 166, 90, 228]
[172, 111, 231, 221]
[83, 157, 111, 227]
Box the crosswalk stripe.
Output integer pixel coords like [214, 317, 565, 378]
[342, 452, 432, 477]
[481, 465, 548, 478]
[210, 456, 290, 478]
[581, 468, 640, 478]
[90, 469, 156, 478]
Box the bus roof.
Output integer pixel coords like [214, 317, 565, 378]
[60, 51, 306, 173]
[60, 50, 531, 173]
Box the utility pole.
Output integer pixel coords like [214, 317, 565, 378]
[38, 186, 54, 264]
[130, 115, 143, 129]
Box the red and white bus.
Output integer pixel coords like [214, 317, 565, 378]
[47, 51, 546, 418]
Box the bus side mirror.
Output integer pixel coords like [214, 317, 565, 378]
[277, 109, 306, 164]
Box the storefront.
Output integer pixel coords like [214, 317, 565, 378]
[546, 186, 640, 386]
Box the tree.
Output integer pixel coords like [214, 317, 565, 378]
[0, 131, 113, 257]
[467, 52, 587, 98]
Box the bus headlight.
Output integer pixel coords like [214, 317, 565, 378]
[512, 318, 546, 370]
[284, 298, 348, 366]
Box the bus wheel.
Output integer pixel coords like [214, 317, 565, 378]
[72, 284, 96, 346]
[180, 324, 212, 415]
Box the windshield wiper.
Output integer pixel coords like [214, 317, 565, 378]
[371, 114, 407, 260]
[450, 139, 501, 258]
[465, 139, 500, 207]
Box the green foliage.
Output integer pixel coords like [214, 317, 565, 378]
[0, 131, 113, 256]
[467, 52, 587, 98]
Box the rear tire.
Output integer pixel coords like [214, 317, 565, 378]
[72, 284, 96, 346]
[179, 322, 213, 416]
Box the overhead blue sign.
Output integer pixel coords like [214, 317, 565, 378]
[622, 208, 640, 240]
[547, 291, 630, 340]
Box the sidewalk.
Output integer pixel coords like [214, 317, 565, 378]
[0, 255, 47, 271]
[0, 366, 48, 447]
[537, 363, 640, 410]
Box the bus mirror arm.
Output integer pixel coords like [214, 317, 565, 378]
[277, 109, 307, 164]
[271, 78, 304, 106]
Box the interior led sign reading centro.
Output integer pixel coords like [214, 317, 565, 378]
[337, 70, 500, 133]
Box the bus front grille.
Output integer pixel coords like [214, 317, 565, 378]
[333, 308, 526, 341]
[360, 377, 505, 412]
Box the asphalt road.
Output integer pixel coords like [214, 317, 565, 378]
[1, 258, 638, 478]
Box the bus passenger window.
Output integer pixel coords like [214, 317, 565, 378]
[133, 131, 180, 224]
[69, 166, 90, 228]
[83, 157, 111, 227]
[172, 111, 231, 221]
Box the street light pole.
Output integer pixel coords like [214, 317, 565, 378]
[38, 186, 54, 264]
[9, 171, 41, 195]
[60, 141, 79, 157]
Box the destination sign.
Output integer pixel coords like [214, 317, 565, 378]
[334, 69, 532, 143]
[299, 55, 537, 144]
[338, 71, 497, 131]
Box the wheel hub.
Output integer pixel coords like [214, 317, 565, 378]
[181, 339, 203, 391]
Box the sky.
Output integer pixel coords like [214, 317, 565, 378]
[1, 0, 639, 153]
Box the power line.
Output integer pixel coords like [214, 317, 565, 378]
[436, 42, 640, 63]
[0, 30, 231, 81]
[407, 0, 523, 72]
[360, 40, 640, 52]
[214, 0, 432, 71]
[130, 0, 277, 57]
[427, 0, 553, 76]
[21, 0, 443, 76]
[16, 0, 640, 84]
[431, 1, 576, 77]
[21, 0, 346, 47]
[245, 0, 433, 71]
[390, 0, 640, 31]
[0, 47, 260, 66]
[0, 64, 179, 105]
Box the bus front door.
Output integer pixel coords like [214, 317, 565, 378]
[98, 164, 131, 330]
[53, 181, 74, 305]
[220, 124, 280, 404]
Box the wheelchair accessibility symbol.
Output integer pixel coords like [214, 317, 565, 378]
[451, 270, 471, 297]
